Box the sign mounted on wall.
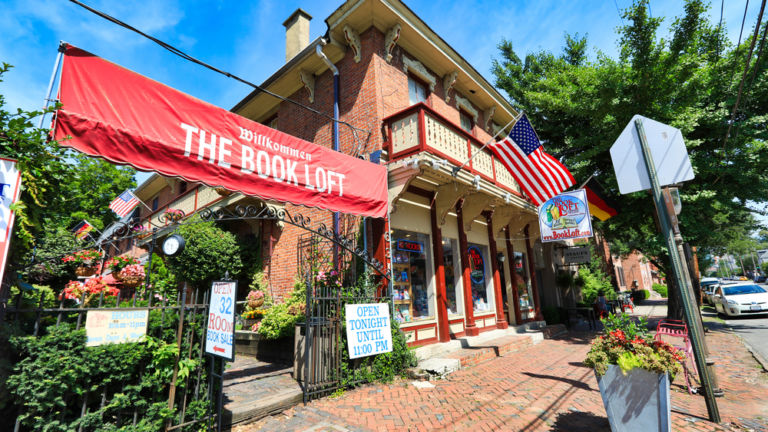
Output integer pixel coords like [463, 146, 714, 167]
[563, 246, 591, 264]
[53, 45, 388, 219]
[85, 309, 149, 347]
[206, 280, 237, 361]
[345, 303, 392, 359]
[538, 189, 593, 243]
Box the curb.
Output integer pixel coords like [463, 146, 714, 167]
[735, 334, 768, 373]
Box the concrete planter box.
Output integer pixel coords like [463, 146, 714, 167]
[234, 330, 294, 362]
[596, 365, 671, 432]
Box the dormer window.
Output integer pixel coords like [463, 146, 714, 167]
[152, 197, 159, 212]
[408, 76, 427, 105]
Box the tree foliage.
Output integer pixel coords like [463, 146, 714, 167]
[492, 0, 768, 316]
[0, 63, 135, 261]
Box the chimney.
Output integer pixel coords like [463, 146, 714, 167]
[283, 9, 312, 62]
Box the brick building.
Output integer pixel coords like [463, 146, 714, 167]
[125, 0, 570, 346]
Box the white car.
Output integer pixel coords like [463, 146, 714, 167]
[712, 283, 768, 317]
[700, 277, 719, 305]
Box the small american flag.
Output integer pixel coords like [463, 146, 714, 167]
[109, 190, 140, 217]
[490, 114, 575, 206]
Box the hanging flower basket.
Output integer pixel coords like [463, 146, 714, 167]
[121, 275, 143, 288]
[118, 264, 145, 288]
[75, 266, 97, 277]
[248, 298, 265, 309]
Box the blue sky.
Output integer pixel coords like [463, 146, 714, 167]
[0, 0, 764, 202]
[1, 0, 762, 115]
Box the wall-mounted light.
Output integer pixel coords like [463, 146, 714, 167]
[504, 193, 512, 204]
[472, 175, 481, 190]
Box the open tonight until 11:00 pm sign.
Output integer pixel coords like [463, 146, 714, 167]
[345, 303, 393, 359]
[538, 189, 594, 243]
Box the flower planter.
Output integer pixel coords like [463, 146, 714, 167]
[247, 298, 264, 309]
[596, 365, 671, 432]
[215, 187, 233, 197]
[75, 266, 97, 277]
[234, 330, 294, 362]
[120, 275, 143, 288]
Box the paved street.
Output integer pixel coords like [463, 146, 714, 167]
[233, 305, 768, 432]
[700, 302, 768, 369]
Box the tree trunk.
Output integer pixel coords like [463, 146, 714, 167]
[666, 275, 684, 320]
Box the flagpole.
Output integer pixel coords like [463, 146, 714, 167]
[451, 111, 523, 176]
[37, 41, 66, 129]
[577, 173, 595, 190]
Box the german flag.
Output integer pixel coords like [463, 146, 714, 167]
[584, 178, 618, 221]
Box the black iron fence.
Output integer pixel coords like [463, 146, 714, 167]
[0, 284, 216, 432]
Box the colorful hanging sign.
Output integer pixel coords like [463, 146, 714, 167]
[206, 280, 237, 361]
[0, 158, 21, 285]
[345, 303, 392, 359]
[53, 45, 388, 218]
[468, 246, 485, 284]
[538, 189, 593, 243]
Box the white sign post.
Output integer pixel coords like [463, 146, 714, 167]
[0, 158, 22, 285]
[206, 280, 237, 361]
[85, 309, 149, 346]
[345, 303, 393, 359]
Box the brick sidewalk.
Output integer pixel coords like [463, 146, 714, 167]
[234, 326, 768, 431]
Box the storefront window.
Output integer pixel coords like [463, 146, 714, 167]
[442, 238, 463, 316]
[392, 230, 434, 323]
[514, 252, 535, 315]
[468, 243, 494, 313]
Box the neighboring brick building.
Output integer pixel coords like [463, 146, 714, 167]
[126, 0, 570, 347]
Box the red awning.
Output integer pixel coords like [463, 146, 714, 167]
[54, 45, 388, 218]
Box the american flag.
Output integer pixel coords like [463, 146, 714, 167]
[490, 114, 575, 206]
[109, 190, 140, 217]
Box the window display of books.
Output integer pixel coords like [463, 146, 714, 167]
[393, 263, 413, 322]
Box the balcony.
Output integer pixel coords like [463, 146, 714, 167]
[384, 103, 521, 195]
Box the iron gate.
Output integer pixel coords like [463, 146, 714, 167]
[297, 232, 390, 401]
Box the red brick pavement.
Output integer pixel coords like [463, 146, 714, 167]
[235, 327, 768, 431]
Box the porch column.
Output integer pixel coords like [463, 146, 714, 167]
[485, 211, 508, 329]
[430, 192, 450, 342]
[505, 225, 522, 325]
[456, 199, 479, 336]
[525, 224, 543, 321]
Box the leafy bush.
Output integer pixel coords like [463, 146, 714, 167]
[2, 307, 209, 431]
[166, 217, 242, 288]
[631, 289, 650, 303]
[258, 277, 306, 340]
[340, 319, 416, 386]
[145, 253, 177, 297]
[652, 283, 668, 298]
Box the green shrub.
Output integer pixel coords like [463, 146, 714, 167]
[258, 277, 305, 340]
[2, 308, 209, 431]
[631, 289, 650, 303]
[166, 217, 242, 289]
[652, 283, 668, 298]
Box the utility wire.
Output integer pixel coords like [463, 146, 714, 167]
[721, 0, 766, 154]
[66, 0, 371, 142]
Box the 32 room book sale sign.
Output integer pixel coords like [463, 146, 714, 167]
[206, 280, 237, 361]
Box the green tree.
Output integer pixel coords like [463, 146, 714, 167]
[492, 0, 768, 318]
[0, 64, 135, 263]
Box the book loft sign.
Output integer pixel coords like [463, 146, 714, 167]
[345, 303, 393, 359]
[538, 189, 594, 243]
